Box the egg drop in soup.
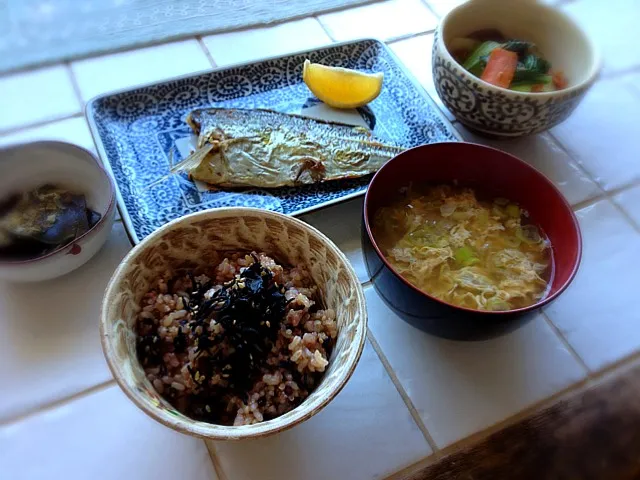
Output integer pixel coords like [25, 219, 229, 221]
[372, 185, 552, 311]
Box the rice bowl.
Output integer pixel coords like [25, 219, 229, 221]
[101, 207, 367, 440]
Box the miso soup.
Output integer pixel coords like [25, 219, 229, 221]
[372, 185, 552, 311]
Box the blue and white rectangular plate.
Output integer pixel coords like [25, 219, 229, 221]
[86, 39, 460, 243]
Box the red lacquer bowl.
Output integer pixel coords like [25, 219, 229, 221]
[362, 142, 582, 340]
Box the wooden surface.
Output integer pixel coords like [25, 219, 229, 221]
[405, 363, 640, 480]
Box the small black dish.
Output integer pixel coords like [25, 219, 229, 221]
[361, 142, 582, 341]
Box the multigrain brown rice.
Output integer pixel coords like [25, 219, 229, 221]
[135, 251, 337, 426]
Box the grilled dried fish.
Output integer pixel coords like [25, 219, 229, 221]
[170, 108, 404, 188]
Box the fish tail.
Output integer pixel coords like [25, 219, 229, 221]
[169, 143, 214, 175]
[142, 144, 214, 191]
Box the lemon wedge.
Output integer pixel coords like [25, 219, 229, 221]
[302, 59, 384, 109]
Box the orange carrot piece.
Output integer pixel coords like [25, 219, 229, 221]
[531, 84, 545, 93]
[480, 48, 518, 88]
[552, 71, 568, 90]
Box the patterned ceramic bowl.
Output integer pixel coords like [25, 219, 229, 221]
[432, 0, 600, 137]
[101, 207, 367, 440]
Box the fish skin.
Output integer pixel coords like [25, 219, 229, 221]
[171, 108, 404, 188]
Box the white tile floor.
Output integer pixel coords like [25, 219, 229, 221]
[0, 386, 218, 480]
[299, 197, 369, 283]
[422, 0, 465, 17]
[0, 65, 80, 132]
[551, 76, 640, 191]
[318, 0, 438, 42]
[202, 18, 332, 67]
[613, 186, 640, 229]
[71, 40, 212, 101]
[210, 342, 431, 480]
[543, 201, 640, 371]
[0, 116, 96, 152]
[366, 288, 586, 448]
[1, 0, 639, 478]
[0, 223, 132, 423]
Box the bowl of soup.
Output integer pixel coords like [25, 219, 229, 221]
[432, 0, 600, 137]
[362, 142, 581, 340]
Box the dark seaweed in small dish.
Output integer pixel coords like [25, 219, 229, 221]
[0, 184, 101, 261]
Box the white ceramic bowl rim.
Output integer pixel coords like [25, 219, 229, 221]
[439, 0, 602, 98]
[0, 140, 116, 265]
[101, 207, 368, 440]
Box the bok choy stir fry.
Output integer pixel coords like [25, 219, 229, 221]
[449, 29, 568, 92]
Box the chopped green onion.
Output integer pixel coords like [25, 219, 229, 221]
[506, 204, 520, 218]
[486, 297, 511, 311]
[454, 246, 480, 266]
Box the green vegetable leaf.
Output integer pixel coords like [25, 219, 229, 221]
[487, 297, 511, 311]
[510, 84, 534, 92]
[501, 40, 534, 58]
[506, 204, 520, 218]
[454, 246, 480, 266]
[462, 41, 500, 74]
[523, 54, 551, 74]
[511, 73, 552, 86]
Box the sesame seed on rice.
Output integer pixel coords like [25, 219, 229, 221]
[136, 251, 336, 426]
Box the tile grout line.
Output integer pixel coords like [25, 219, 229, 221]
[64, 61, 86, 110]
[570, 193, 607, 212]
[547, 131, 605, 194]
[547, 129, 640, 230]
[0, 111, 84, 137]
[566, 182, 640, 213]
[543, 131, 640, 221]
[387, 31, 432, 47]
[366, 328, 442, 457]
[313, 15, 337, 42]
[610, 195, 640, 234]
[0, 379, 116, 427]
[204, 441, 229, 480]
[418, 0, 441, 19]
[540, 310, 592, 375]
[196, 36, 218, 68]
[386, 29, 435, 45]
